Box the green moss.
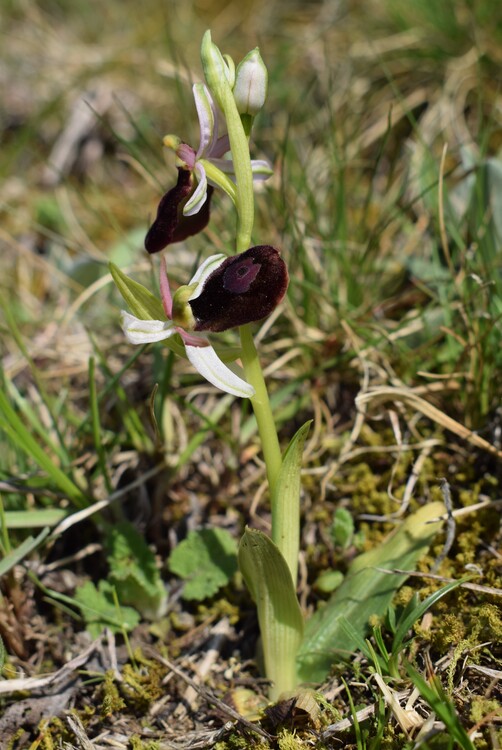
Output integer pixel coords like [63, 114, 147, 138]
[215, 737, 269, 750]
[129, 736, 161, 750]
[431, 613, 467, 650]
[5, 729, 27, 750]
[469, 696, 501, 725]
[477, 603, 502, 639]
[100, 670, 126, 718]
[120, 661, 165, 711]
[277, 730, 307, 750]
[393, 585, 415, 607]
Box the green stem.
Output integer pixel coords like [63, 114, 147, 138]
[239, 324, 282, 497]
[201, 35, 282, 488]
[201, 31, 254, 251]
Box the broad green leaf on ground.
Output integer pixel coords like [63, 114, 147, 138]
[168, 527, 238, 601]
[106, 522, 167, 620]
[297, 501, 445, 684]
[239, 527, 304, 700]
[74, 580, 141, 638]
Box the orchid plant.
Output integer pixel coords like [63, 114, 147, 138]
[111, 32, 304, 699]
[111, 32, 446, 704]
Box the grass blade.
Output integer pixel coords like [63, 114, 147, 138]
[405, 662, 475, 750]
[0, 528, 50, 576]
[0, 390, 86, 507]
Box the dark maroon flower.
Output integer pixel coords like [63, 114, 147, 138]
[189, 245, 289, 332]
[144, 168, 214, 254]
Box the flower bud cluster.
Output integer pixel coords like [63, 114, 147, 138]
[201, 31, 268, 119]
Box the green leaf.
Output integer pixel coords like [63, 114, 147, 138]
[271, 420, 311, 584]
[74, 580, 141, 639]
[331, 507, 355, 549]
[168, 528, 238, 601]
[315, 570, 344, 594]
[0, 633, 5, 670]
[406, 663, 475, 750]
[109, 262, 165, 320]
[392, 576, 469, 653]
[107, 522, 168, 620]
[0, 389, 86, 507]
[0, 528, 50, 576]
[238, 527, 304, 700]
[2, 509, 67, 529]
[297, 501, 445, 683]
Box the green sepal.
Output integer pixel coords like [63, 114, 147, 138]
[109, 262, 165, 321]
[199, 159, 237, 204]
[239, 527, 304, 700]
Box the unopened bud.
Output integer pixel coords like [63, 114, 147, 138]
[201, 30, 233, 110]
[233, 48, 268, 116]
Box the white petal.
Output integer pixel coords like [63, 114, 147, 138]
[183, 162, 208, 216]
[186, 344, 255, 398]
[207, 158, 272, 182]
[121, 311, 175, 345]
[187, 253, 226, 300]
[208, 157, 237, 175]
[251, 159, 274, 181]
[193, 83, 216, 159]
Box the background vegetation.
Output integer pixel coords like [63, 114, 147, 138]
[1, 0, 501, 747]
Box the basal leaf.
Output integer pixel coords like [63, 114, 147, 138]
[239, 527, 304, 700]
[271, 420, 311, 584]
[297, 501, 445, 683]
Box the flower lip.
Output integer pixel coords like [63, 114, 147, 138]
[189, 245, 289, 333]
[144, 168, 213, 254]
[145, 80, 273, 253]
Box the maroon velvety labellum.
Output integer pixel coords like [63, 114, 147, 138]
[144, 168, 213, 253]
[189, 245, 289, 333]
[223, 257, 261, 293]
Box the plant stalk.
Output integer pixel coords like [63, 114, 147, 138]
[239, 323, 282, 497]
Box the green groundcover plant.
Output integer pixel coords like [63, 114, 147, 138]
[112, 31, 446, 702]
